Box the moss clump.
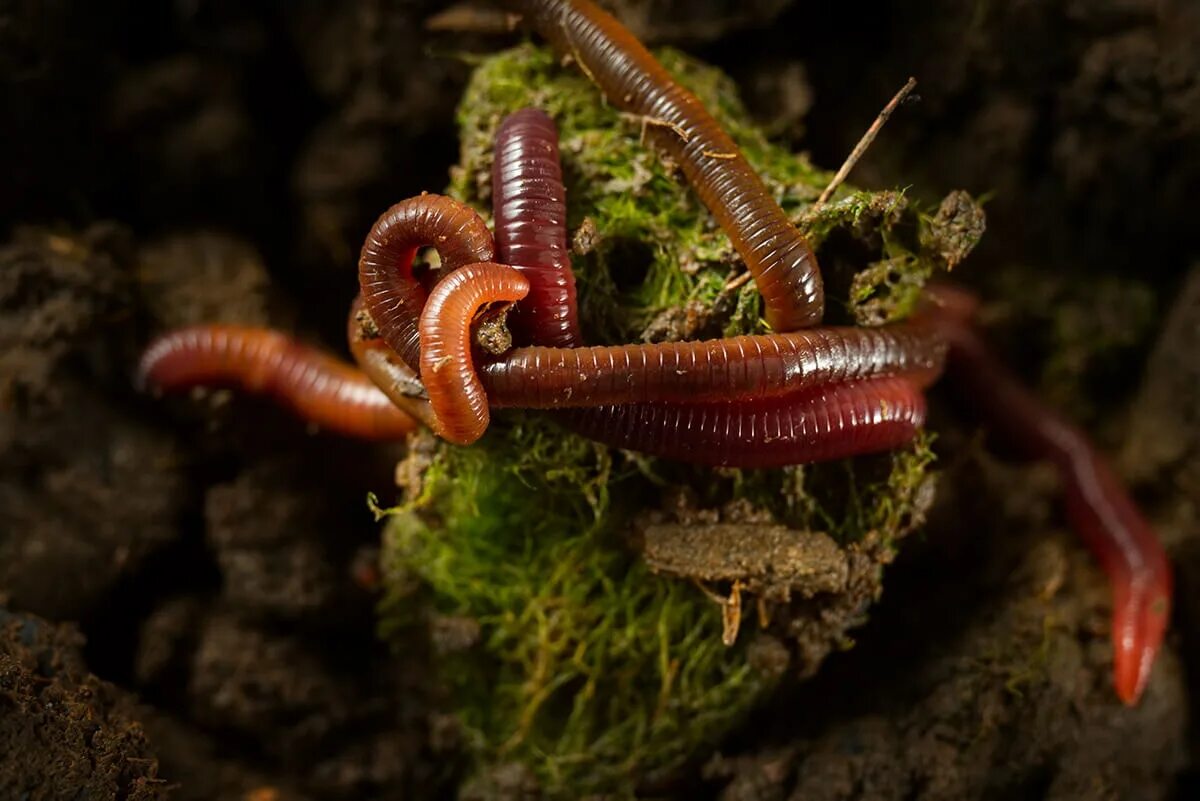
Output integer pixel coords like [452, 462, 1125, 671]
[379, 44, 978, 797]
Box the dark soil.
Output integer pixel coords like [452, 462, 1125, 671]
[2, 1, 1196, 799]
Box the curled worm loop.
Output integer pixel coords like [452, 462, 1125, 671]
[419, 262, 531, 445]
[358, 194, 495, 372]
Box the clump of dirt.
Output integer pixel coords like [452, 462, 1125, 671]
[702, 444, 1188, 800]
[0, 609, 168, 800]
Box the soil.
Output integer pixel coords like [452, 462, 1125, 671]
[2, 1, 1197, 799]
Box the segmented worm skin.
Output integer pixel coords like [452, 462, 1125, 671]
[493, 108, 582, 348]
[564, 377, 926, 468]
[419, 262, 530, 444]
[505, 0, 824, 331]
[347, 294, 439, 431]
[479, 323, 946, 408]
[138, 325, 418, 440]
[358, 194, 495, 372]
[926, 286, 1170, 705]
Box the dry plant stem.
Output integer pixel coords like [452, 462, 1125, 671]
[926, 284, 1172, 705]
[138, 325, 417, 440]
[506, 0, 825, 330]
[358, 193, 495, 373]
[815, 77, 917, 208]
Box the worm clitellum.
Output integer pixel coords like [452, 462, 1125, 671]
[504, 0, 825, 331]
[358, 193, 495, 372]
[138, 325, 418, 440]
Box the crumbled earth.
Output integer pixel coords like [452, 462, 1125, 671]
[0, 1, 1196, 799]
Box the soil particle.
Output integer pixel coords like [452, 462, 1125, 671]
[0, 608, 168, 800]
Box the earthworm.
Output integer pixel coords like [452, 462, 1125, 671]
[358, 193, 496, 372]
[479, 323, 946, 408]
[504, 0, 825, 331]
[419, 262, 530, 444]
[926, 285, 1171, 705]
[493, 108, 582, 348]
[563, 376, 926, 468]
[347, 295, 439, 431]
[138, 325, 418, 440]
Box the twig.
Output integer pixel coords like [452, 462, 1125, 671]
[815, 77, 917, 208]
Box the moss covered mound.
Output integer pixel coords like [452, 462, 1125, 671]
[378, 44, 980, 797]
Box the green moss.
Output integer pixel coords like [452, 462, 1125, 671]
[380, 44, 973, 797]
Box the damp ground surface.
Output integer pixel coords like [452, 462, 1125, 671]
[2, 2, 1197, 799]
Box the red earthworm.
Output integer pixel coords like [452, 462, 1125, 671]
[346, 294, 439, 431]
[925, 285, 1171, 705]
[493, 108, 582, 348]
[419, 262, 530, 444]
[504, 0, 824, 331]
[562, 376, 926, 468]
[358, 193, 496, 372]
[138, 325, 418, 440]
[478, 323, 946, 408]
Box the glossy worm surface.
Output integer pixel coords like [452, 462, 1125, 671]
[139, 325, 418, 440]
[506, 0, 824, 330]
[564, 376, 926, 468]
[347, 295, 438, 431]
[419, 262, 530, 444]
[927, 286, 1171, 705]
[493, 108, 582, 348]
[479, 323, 946, 408]
[358, 194, 495, 372]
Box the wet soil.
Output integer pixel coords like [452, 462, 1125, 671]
[2, 1, 1197, 798]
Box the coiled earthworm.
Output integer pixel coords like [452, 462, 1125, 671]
[925, 285, 1171, 705]
[358, 193, 496, 372]
[478, 323, 946, 408]
[347, 295, 439, 431]
[563, 376, 926, 468]
[138, 325, 418, 440]
[504, 0, 825, 331]
[493, 108, 582, 348]
[419, 262, 530, 444]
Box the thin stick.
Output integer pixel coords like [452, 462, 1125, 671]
[815, 77, 917, 208]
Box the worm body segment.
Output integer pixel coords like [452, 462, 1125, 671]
[565, 377, 926, 468]
[480, 323, 945, 408]
[419, 262, 531, 444]
[493, 108, 582, 348]
[358, 194, 495, 372]
[139, 325, 418, 440]
[507, 0, 824, 330]
[927, 286, 1171, 706]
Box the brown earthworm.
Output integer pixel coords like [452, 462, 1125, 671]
[562, 376, 927, 468]
[925, 285, 1171, 705]
[478, 323, 946, 408]
[138, 325, 418, 440]
[419, 262, 530, 444]
[493, 107, 582, 348]
[346, 294, 439, 431]
[504, 0, 825, 331]
[358, 193, 496, 372]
